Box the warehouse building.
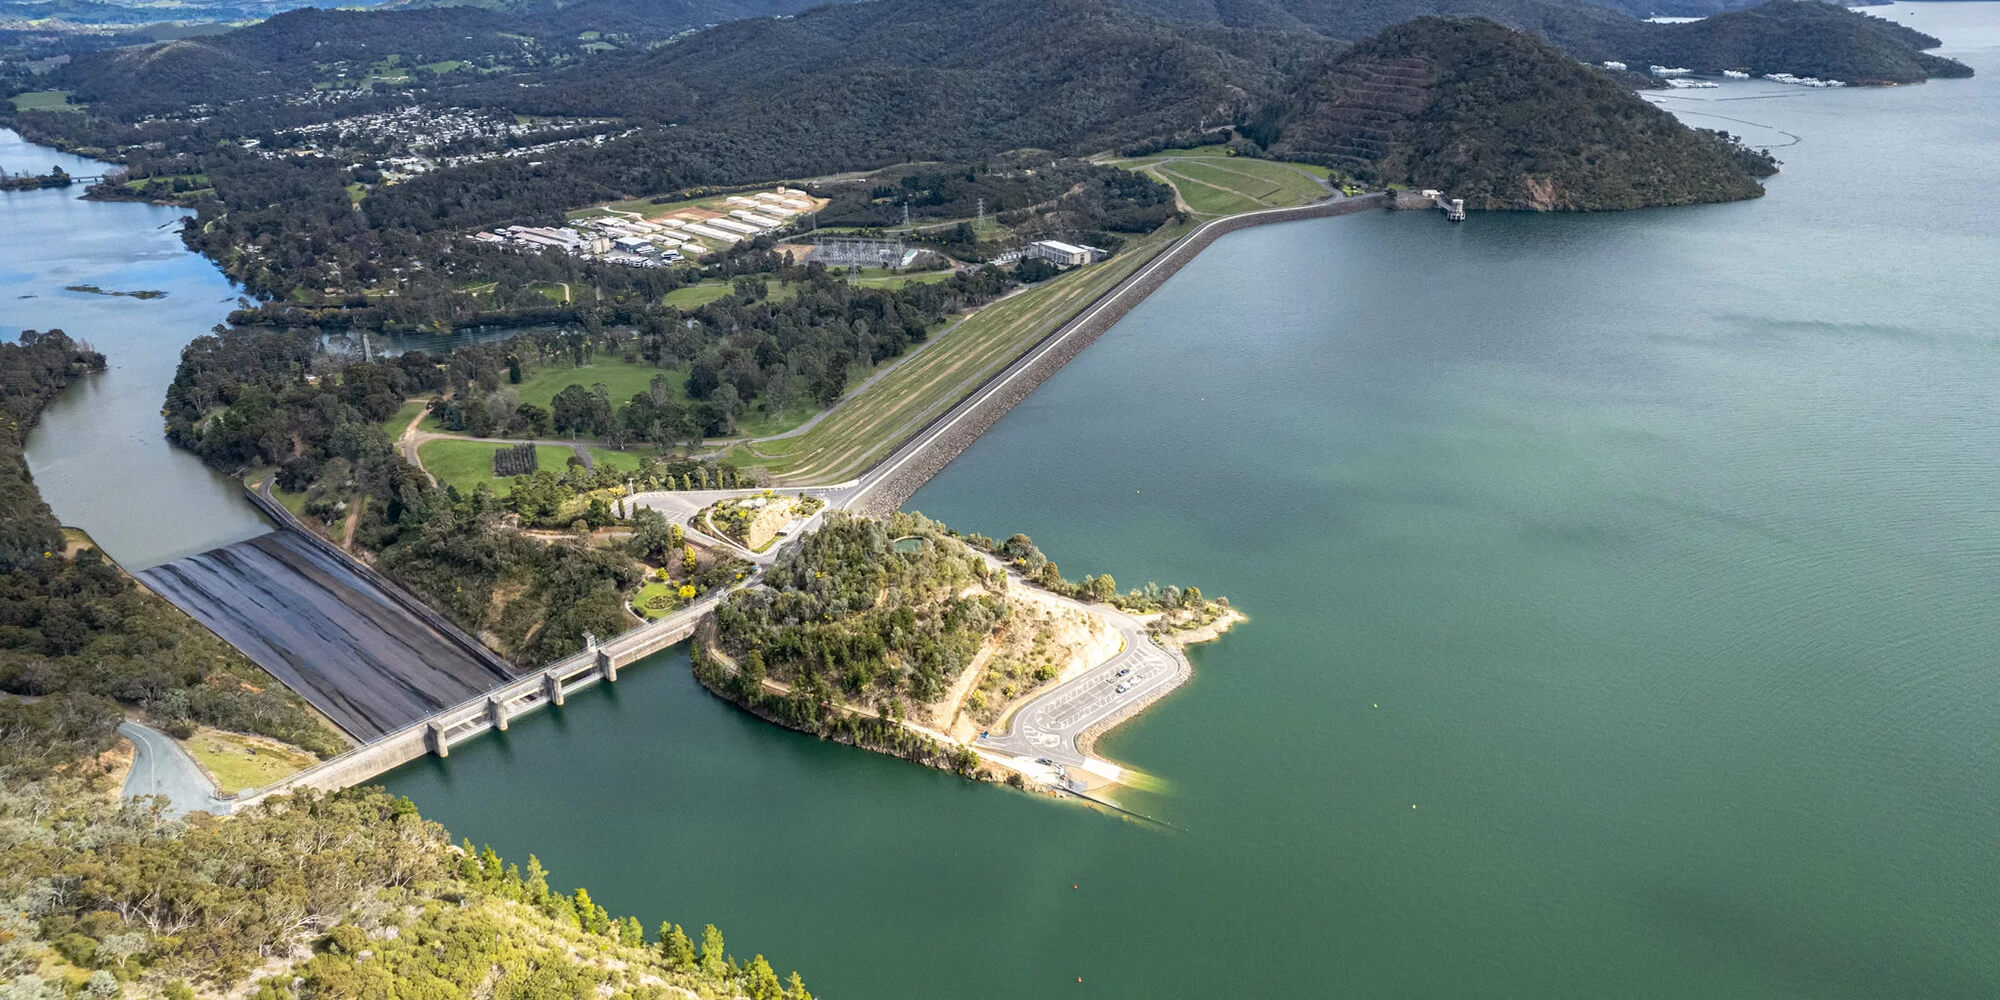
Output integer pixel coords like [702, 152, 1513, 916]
[1028, 240, 1093, 267]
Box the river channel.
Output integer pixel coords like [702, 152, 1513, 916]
[7, 4, 1997, 996]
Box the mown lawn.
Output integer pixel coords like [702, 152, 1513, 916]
[427, 357, 684, 433]
[515, 357, 682, 411]
[664, 282, 736, 309]
[10, 90, 82, 112]
[418, 439, 653, 495]
[183, 728, 317, 793]
[1117, 148, 1333, 215]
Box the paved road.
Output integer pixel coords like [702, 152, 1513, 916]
[119, 721, 230, 816]
[625, 488, 848, 565]
[974, 603, 1184, 767]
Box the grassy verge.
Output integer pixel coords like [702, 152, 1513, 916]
[735, 222, 1192, 484]
[182, 727, 317, 793]
[381, 397, 428, 438]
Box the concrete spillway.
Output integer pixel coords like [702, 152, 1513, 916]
[140, 531, 514, 740]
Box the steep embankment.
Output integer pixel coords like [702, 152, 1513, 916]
[1263, 17, 1775, 210]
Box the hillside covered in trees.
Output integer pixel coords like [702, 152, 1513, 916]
[0, 772, 814, 999]
[1260, 18, 1777, 210]
[1105, 0, 1969, 82]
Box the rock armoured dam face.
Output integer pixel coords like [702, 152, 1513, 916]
[141, 532, 514, 740]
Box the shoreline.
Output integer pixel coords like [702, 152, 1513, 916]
[1073, 608, 1245, 761]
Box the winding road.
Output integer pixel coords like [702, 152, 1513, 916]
[119, 721, 230, 816]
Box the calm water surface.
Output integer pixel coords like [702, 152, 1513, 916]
[9, 5, 1999, 996]
[391, 8, 2000, 997]
[1, 131, 270, 566]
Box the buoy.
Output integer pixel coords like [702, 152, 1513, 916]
[1072, 883, 1078, 889]
[1412, 804, 1417, 809]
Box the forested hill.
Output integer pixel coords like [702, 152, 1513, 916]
[1261, 18, 1776, 210]
[1108, 0, 1971, 83]
[502, 0, 1327, 145]
[1615, 2, 1972, 83]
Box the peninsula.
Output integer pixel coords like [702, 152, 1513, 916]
[697, 512, 1242, 795]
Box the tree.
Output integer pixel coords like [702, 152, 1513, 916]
[631, 508, 674, 559]
[745, 956, 783, 1000]
[683, 548, 698, 575]
[786, 971, 813, 1000]
[660, 923, 696, 969]
[524, 855, 551, 905]
[698, 924, 726, 978]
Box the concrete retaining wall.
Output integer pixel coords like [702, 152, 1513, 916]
[850, 194, 1389, 516]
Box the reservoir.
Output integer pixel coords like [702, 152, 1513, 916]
[6, 3, 1997, 996]
[386, 7, 2000, 996]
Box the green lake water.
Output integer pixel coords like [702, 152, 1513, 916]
[6, 3, 1997, 995]
[387, 8, 2000, 995]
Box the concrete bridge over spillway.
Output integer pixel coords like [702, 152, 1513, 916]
[233, 595, 718, 809]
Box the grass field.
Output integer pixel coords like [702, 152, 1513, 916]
[529, 281, 572, 304]
[734, 222, 1192, 484]
[663, 279, 802, 309]
[422, 355, 807, 438]
[631, 580, 685, 620]
[419, 357, 680, 432]
[514, 357, 681, 412]
[1116, 148, 1334, 216]
[664, 282, 737, 309]
[184, 728, 317, 793]
[851, 271, 954, 291]
[418, 439, 652, 495]
[9, 90, 82, 112]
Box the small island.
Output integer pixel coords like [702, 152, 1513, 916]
[0, 165, 76, 191]
[65, 283, 168, 299]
